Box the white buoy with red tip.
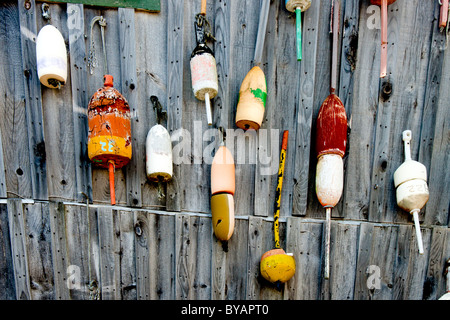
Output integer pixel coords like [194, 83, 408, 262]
[394, 130, 429, 255]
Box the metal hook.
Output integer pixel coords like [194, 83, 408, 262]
[88, 16, 108, 75]
[42, 3, 51, 21]
[150, 96, 167, 125]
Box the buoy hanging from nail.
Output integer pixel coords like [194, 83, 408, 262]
[394, 130, 429, 255]
[260, 131, 296, 286]
[315, 0, 347, 280]
[87, 16, 132, 206]
[370, 0, 397, 77]
[190, 0, 218, 126]
[146, 96, 172, 185]
[211, 137, 235, 242]
[36, 21, 67, 89]
[285, 0, 311, 61]
[235, 0, 269, 131]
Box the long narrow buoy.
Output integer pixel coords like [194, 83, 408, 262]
[260, 131, 295, 287]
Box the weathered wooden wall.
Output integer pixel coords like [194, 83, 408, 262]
[0, 0, 449, 300]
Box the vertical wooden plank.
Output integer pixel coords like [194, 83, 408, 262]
[23, 202, 54, 300]
[420, 4, 450, 226]
[18, 0, 48, 201]
[118, 8, 141, 208]
[422, 226, 448, 300]
[180, 0, 212, 214]
[117, 209, 137, 300]
[7, 199, 32, 300]
[48, 201, 71, 300]
[340, 1, 381, 222]
[290, 0, 321, 216]
[175, 214, 212, 299]
[37, 3, 77, 202]
[354, 223, 398, 300]
[393, 224, 431, 299]
[321, 221, 359, 300]
[368, 0, 434, 224]
[134, 210, 150, 299]
[285, 218, 323, 300]
[147, 213, 175, 299]
[0, 204, 16, 299]
[165, 0, 184, 212]
[97, 206, 121, 299]
[67, 3, 93, 202]
[135, 1, 168, 210]
[0, 2, 33, 199]
[335, 0, 360, 219]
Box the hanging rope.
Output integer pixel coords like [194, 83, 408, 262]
[88, 16, 108, 75]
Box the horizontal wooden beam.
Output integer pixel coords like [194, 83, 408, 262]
[43, 0, 160, 12]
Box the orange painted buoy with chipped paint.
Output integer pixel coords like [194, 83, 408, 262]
[88, 74, 132, 205]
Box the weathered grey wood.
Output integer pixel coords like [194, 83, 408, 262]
[285, 217, 323, 300]
[23, 202, 54, 300]
[0, 204, 16, 299]
[67, 3, 93, 203]
[118, 8, 141, 208]
[340, 1, 381, 222]
[134, 2, 168, 210]
[292, 0, 323, 217]
[420, 2, 450, 227]
[369, 0, 434, 224]
[7, 199, 32, 300]
[18, 0, 48, 201]
[37, 4, 77, 202]
[354, 223, 398, 300]
[335, 0, 360, 219]
[422, 226, 448, 300]
[148, 213, 175, 299]
[320, 221, 359, 300]
[393, 224, 431, 300]
[97, 206, 121, 299]
[117, 209, 137, 299]
[134, 210, 150, 299]
[165, 0, 184, 212]
[48, 201, 71, 299]
[0, 2, 33, 199]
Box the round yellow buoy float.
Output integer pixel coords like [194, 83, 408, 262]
[260, 131, 295, 286]
[210, 144, 235, 242]
[36, 25, 67, 89]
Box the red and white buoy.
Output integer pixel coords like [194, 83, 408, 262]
[394, 130, 429, 255]
[315, 0, 347, 279]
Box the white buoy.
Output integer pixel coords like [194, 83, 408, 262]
[394, 130, 429, 255]
[36, 25, 67, 89]
[146, 124, 173, 182]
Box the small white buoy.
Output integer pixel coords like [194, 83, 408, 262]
[394, 130, 429, 254]
[146, 124, 173, 182]
[36, 25, 67, 89]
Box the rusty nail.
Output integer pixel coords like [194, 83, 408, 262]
[24, 1, 31, 10]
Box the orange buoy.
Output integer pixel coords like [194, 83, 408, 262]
[88, 75, 132, 205]
[211, 144, 235, 241]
